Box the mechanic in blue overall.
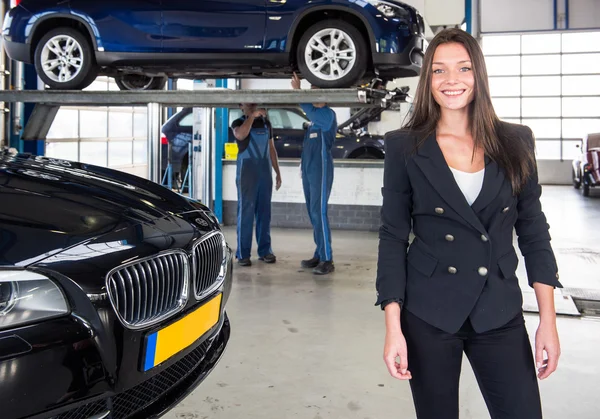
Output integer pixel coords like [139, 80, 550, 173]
[292, 73, 338, 275]
[231, 103, 282, 266]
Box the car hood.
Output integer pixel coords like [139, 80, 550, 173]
[0, 153, 215, 267]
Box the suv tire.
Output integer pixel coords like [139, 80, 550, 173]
[34, 27, 98, 90]
[115, 74, 168, 91]
[297, 20, 368, 88]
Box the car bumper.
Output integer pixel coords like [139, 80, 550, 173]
[1, 261, 233, 419]
[2, 36, 31, 63]
[373, 34, 426, 79]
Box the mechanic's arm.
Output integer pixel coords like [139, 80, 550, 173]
[269, 138, 282, 190]
[299, 104, 335, 128]
[233, 116, 255, 141]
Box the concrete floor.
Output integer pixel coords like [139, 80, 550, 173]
[164, 185, 600, 419]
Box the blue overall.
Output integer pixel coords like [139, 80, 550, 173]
[235, 121, 273, 260]
[300, 104, 337, 262]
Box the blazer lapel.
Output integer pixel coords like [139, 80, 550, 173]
[470, 156, 505, 213]
[412, 131, 487, 235]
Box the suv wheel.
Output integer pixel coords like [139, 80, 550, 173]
[297, 20, 368, 88]
[115, 74, 168, 91]
[34, 27, 98, 90]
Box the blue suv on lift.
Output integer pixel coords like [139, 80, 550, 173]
[2, 0, 426, 90]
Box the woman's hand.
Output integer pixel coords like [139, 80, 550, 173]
[384, 330, 412, 380]
[535, 320, 560, 380]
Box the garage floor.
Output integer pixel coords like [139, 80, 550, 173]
[164, 186, 600, 419]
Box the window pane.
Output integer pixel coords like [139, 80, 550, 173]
[522, 33, 561, 54]
[267, 109, 284, 129]
[481, 35, 521, 55]
[108, 141, 133, 166]
[80, 110, 108, 138]
[522, 119, 561, 138]
[109, 111, 133, 138]
[488, 77, 520, 96]
[133, 112, 147, 138]
[562, 140, 583, 160]
[533, 140, 561, 159]
[285, 110, 308, 130]
[563, 118, 600, 139]
[522, 98, 561, 117]
[485, 56, 520, 75]
[80, 142, 107, 166]
[179, 113, 194, 127]
[45, 142, 78, 161]
[562, 53, 600, 74]
[492, 98, 520, 118]
[521, 55, 560, 75]
[562, 75, 600, 95]
[521, 76, 561, 96]
[500, 118, 521, 125]
[47, 109, 79, 139]
[562, 97, 600, 117]
[562, 32, 600, 53]
[134, 140, 148, 164]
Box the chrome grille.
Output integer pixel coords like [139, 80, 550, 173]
[107, 251, 189, 329]
[193, 232, 226, 298]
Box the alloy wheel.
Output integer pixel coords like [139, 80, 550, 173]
[304, 28, 357, 81]
[40, 35, 84, 84]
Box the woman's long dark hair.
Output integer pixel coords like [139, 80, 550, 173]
[404, 28, 535, 194]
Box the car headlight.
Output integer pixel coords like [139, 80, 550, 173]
[0, 270, 69, 330]
[366, 0, 411, 19]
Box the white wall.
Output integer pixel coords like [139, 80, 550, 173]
[480, 0, 600, 33]
[223, 162, 385, 206]
[568, 0, 600, 29]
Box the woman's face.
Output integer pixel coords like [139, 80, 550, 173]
[430, 42, 475, 112]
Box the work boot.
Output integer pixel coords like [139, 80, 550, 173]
[301, 257, 320, 269]
[313, 261, 335, 275]
[259, 253, 277, 264]
[238, 258, 252, 267]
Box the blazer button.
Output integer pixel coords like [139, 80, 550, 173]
[481, 234, 488, 242]
[478, 267, 488, 276]
[435, 207, 445, 214]
[445, 234, 455, 242]
[448, 266, 457, 274]
[502, 206, 510, 213]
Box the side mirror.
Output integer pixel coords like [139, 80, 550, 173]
[302, 122, 310, 130]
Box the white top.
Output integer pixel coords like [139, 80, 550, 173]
[449, 167, 485, 206]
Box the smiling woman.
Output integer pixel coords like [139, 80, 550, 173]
[377, 28, 562, 419]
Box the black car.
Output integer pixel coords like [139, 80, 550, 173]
[161, 87, 409, 178]
[0, 151, 233, 419]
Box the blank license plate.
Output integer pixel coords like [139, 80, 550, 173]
[142, 293, 222, 371]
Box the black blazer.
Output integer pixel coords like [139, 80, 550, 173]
[375, 122, 562, 334]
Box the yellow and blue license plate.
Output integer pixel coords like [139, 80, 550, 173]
[143, 293, 222, 371]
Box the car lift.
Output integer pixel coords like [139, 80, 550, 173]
[0, 82, 411, 222]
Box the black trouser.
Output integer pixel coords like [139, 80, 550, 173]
[401, 309, 542, 419]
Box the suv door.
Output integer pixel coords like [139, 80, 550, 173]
[70, 0, 162, 52]
[161, 0, 267, 52]
[267, 108, 308, 158]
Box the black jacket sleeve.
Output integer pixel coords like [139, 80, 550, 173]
[375, 130, 413, 308]
[515, 127, 562, 288]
